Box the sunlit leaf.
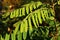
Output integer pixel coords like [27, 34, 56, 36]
[11, 33, 16, 40]
[5, 34, 10, 40]
[31, 14, 37, 28]
[17, 31, 22, 40]
[37, 11, 42, 24]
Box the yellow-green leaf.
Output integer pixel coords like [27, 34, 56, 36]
[36, 1, 42, 8]
[10, 11, 15, 18]
[35, 13, 39, 26]
[17, 31, 22, 40]
[20, 22, 24, 33]
[31, 15, 37, 28]
[19, 8, 22, 17]
[1, 36, 4, 40]
[14, 22, 20, 35]
[22, 8, 25, 16]
[37, 11, 42, 24]
[41, 9, 45, 21]
[30, 4, 33, 12]
[15, 9, 19, 17]
[24, 20, 28, 32]
[26, 5, 29, 14]
[33, 3, 36, 9]
[28, 17, 33, 35]
[5, 34, 10, 40]
[23, 32, 27, 40]
[11, 33, 16, 40]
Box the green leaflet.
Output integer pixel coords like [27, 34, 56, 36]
[20, 22, 24, 33]
[41, 9, 45, 21]
[15, 9, 19, 17]
[35, 13, 39, 26]
[36, 1, 42, 8]
[12, 10, 16, 18]
[22, 8, 25, 16]
[49, 21, 55, 26]
[45, 29, 49, 37]
[49, 16, 54, 20]
[22, 20, 27, 40]
[48, 9, 54, 20]
[13, 22, 20, 35]
[47, 9, 51, 17]
[10, 12, 13, 18]
[26, 4, 29, 14]
[42, 9, 46, 21]
[28, 17, 33, 36]
[46, 9, 49, 19]
[11, 33, 16, 40]
[30, 4, 33, 12]
[19, 8, 22, 17]
[33, 3, 36, 9]
[13, 21, 20, 27]
[23, 32, 27, 40]
[2, 12, 10, 18]
[43, 9, 49, 19]
[37, 11, 42, 24]
[24, 20, 28, 32]
[31, 14, 37, 28]
[17, 31, 22, 40]
[50, 8, 55, 16]
[1, 36, 4, 40]
[10, 11, 15, 18]
[5, 34, 10, 40]
[20, 20, 28, 32]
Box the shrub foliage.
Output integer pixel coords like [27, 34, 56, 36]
[0, 0, 60, 40]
